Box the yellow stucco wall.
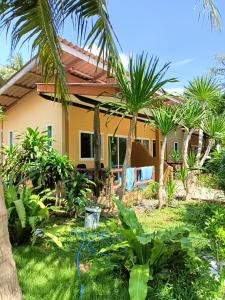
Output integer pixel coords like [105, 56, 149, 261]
[2, 91, 63, 152]
[68, 105, 157, 168]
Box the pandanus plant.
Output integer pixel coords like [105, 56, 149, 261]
[151, 105, 180, 208]
[111, 54, 176, 195]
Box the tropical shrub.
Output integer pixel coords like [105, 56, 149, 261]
[1, 127, 73, 191]
[170, 149, 181, 163]
[142, 182, 159, 199]
[5, 185, 54, 244]
[90, 200, 204, 300]
[166, 179, 176, 205]
[64, 171, 94, 215]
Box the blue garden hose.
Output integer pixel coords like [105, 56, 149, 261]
[72, 231, 112, 300]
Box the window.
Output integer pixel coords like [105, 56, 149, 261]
[135, 139, 150, 152]
[47, 125, 52, 148]
[152, 140, 156, 157]
[174, 142, 179, 152]
[8, 131, 13, 148]
[108, 136, 127, 168]
[80, 132, 103, 159]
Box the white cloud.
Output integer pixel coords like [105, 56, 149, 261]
[172, 58, 194, 67]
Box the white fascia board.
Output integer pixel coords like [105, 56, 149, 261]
[0, 58, 37, 95]
[60, 42, 107, 71]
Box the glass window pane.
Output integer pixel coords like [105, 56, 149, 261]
[143, 140, 149, 152]
[174, 142, 179, 151]
[119, 137, 127, 167]
[81, 133, 92, 158]
[152, 140, 156, 157]
[108, 136, 118, 167]
[9, 131, 13, 148]
[47, 125, 52, 147]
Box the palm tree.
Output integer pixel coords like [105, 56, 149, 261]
[178, 100, 204, 200]
[0, 1, 119, 106]
[0, 54, 23, 81]
[0, 1, 119, 297]
[184, 76, 221, 168]
[200, 114, 225, 167]
[110, 54, 176, 195]
[151, 105, 179, 208]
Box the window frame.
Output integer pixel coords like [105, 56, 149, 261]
[136, 137, 150, 152]
[8, 130, 14, 148]
[108, 134, 127, 168]
[79, 130, 104, 161]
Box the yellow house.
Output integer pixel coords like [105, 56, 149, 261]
[0, 38, 180, 180]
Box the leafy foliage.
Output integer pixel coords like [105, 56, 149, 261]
[166, 179, 176, 205]
[0, 0, 119, 105]
[91, 201, 200, 300]
[1, 127, 73, 190]
[151, 105, 180, 136]
[64, 171, 94, 215]
[0, 54, 23, 81]
[5, 185, 54, 244]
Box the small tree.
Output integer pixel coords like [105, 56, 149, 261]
[111, 54, 176, 195]
[184, 76, 221, 168]
[200, 114, 225, 168]
[151, 105, 179, 208]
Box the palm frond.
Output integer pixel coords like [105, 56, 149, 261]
[115, 53, 177, 114]
[0, 0, 119, 106]
[151, 105, 180, 136]
[184, 76, 221, 107]
[198, 0, 221, 29]
[203, 114, 225, 139]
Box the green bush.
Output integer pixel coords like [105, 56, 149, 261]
[89, 200, 213, 300]
[1, 127, 73, 190]
[197, 173, 219, 189]
[5, 185, 54, 244]
[142, 182, 159, 199]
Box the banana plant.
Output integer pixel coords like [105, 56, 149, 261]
[92, 200, 196, 300]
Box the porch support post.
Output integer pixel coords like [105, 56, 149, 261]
[94, 106, 101, 197]
[62, 107, 69, 155]
[155, 128, 161, 182]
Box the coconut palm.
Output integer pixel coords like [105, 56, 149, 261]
[151, 105, 179, 208]
[0, 1, 119, 298]
[0, 0, 119, 105]
[184, 76, 221, 167]
[109, 54, 176, 194]
[0, 54, 23, 81]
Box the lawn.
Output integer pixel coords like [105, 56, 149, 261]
[13, 201, 217, 300]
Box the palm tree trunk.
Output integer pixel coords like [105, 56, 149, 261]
[158, 136, 167, 209]
[196, 128, 204, 167]
[199, 139, 215, 168]
[0, 179, 22, 300]
[183, 128, 194, 169]
[121, 113, 137, 196]
[94, 106, 101, 197]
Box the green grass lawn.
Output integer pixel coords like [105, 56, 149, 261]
[13, 201, 214, 300]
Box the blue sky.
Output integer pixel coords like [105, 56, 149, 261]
[1, 0, 225, 90]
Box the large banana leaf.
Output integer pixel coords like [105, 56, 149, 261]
[129, 264, 150, 300]
[14, 199, 26, 228]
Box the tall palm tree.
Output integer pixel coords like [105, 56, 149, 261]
[0, 54, 23, 81]
[184, 76, 221, 168]
[151, 106, 179, 208]
[110, 54, 176, 194]
[0, 1, 119, 298]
